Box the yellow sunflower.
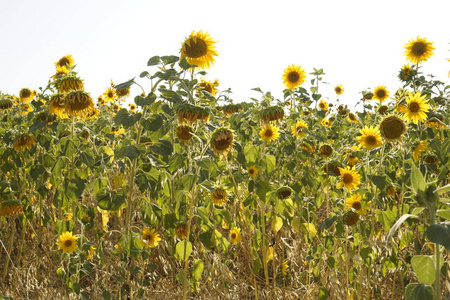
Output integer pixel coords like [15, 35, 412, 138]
[65, 91, 96, 119]
[141, 228, 161, 248]
[103, 87, 116, 103]
[404, 92, 430, 124]
[413, 140, 428, 162]
[51, 65, 69, 79]
[291, 120, 308, 138]
[19, 88, 35, 103]
[229, 227, 242, 244]
[336, 166, 361, 191]
[346, 194, 370, 215]
[55, 54, 75, 68]
[211, 127, 234, 155]
[180, 30, 218, 70]
[379, 115, 406, 142]
[334, 85, 344, 95]
[356, 126, 383, 150]
[373, 85, 389, 103]
[128, 103, 137, 113]
[247, 166, 258, 178]
[49, 94, 68, 119]
[0, 200, 24, 217]
[321, 118, 331, 127]
[58, 76, 84, 93]
[175, 223, 188, 239]
[87, 245, 96, 260]
[404, 36, 435, 64]
[347, 112, 358, 123]
[20, 103, 33, 115]
[197, 78, 219, 98]
[259, 124, 280, 144]
[176, 124, 194, 144]
[211, 187, 228, 207]
[318, 99, 328, 111]
[281, 260, 289, 276]
[398, 64, 415, 82]
[13, 135, 36, 152]
[116, 87, 131, 99]
[282, 64, 307, 90]
[56, 231, 78, 254]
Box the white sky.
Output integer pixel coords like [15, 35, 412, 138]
[1, 0, 450, 110]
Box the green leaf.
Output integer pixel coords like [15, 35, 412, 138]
[141, 114, 163, 132]
[61, 138, 78, 157]
[149, 139, 173, 156]
[426, 223, 450, 250]
[115, 78, 135, 90]
[405, 283, 434, 300]
[435, 183, 450, 195]
[114, 109, 141, 127]
[410, 162, 426, 193]
[176, 269, 186, 285]
[147, 56, 161, 66]
[436, 209, 450, 220]
[256, 180, 271, 202]
[161, 55, 179, 65]
[262, 155, 276, 175]
[117, 145, 142, 160]
[135, 93, 156, 106]
[411, 255, 435, 285]
[97, 192, 126, 211]
[318, 288, 328, 300]
[191, 259, 204, 281]
[179, 57, 197, 70]
[175, 241, 192, 262]
[244, 144, 258, 165]
[386, 214, 419, 245]
[368, 175, 386, 191]
[160, 89, 182, 103]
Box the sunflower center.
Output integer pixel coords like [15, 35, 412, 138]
[343, 173, 353, 184]
[184, 38, 207, 58]
[365, 135, 377, 145]
[352, 202, 362, 210]
[380, 116, 405, 140]
[288, 72, 300, 83]
[412, 42, 426, 56]
[376, 90, 386, 98]
[21, 89, 32, 98]
[409, 101, 420, 113]
[265, 129, 273, 138]
[64, 240, 73, 247]
[108, 92, 114, 98]
[214, 136, 232, 150]
[231, 233, 237, 239]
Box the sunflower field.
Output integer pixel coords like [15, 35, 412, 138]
[0, 32, 449, 300]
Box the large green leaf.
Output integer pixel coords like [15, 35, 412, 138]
[262, 155, 276, 175]
[191, 259, 204, 281]
[149, 139, 173, 156]
[410, 161, 426, 193]
[117, 145, 142, 160]
[426, 223, 450, 250]
[386, 214, 419, 245]
[140, 114, 163, 132]
[244, 144, 258, 165]
[411, 255, 435, 285]
[405, 283, 434, 300]
[436, 209, 450, 220]
[115, 78, 135, 89]
[175, 241, 192, 262]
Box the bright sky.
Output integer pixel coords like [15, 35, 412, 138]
[1, 0, 450, 110]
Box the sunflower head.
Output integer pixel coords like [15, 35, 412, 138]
[291, 120, 308, 138]
[49, 93, 68, 119]
[19, 88, 35, 103]
[175, 223, 188, 239]
[334, 85, 344, 95]
[51, 65, 69, 79]
[324, 163, 341, 176]
[176, 102, 210, 124]
[13, 135, 36, 152]
[64, 90, 96, 119]
[56, 76, 84, 93]
[229, 227, 242, 244]
[141, 228, 161, 248]
[424, 155, 439, 166]
[247, 165, 258, 178]
[0, 98, 14, 110]
[197, 78, 219, 99]
[260, 106, 284, 124]
[336, 166, 361, 191]
[277, 186, 293, 200]
[176, 124, 194, 144]
[413, 140, 428, 162]
[103, 87, 116, 103]
[211, 127, 234, 155]
[319, 144, 333, 158]
[116, 87, 131, 99]
[180, 30, 218, 70]
[259, 124, 280, 144]
[56, 231, 78, 254]
[404, 36, 435, 64]
[346, 194, 369, 215]
[356, 125, 383, 150]
[0, 200, 24, 217]
[318, 99, 328, 111]
[379, 115, 406, 142]
[211, 187, 228, 207]
[362, 92, 373, 101]
[55, 55, 75, 68]
[221, 103, 244, 117]
[404, 92, 431, 124]
[347, 112, 358, 123]
[343, 211, 359, 226]
[425, 115, 445, 129]
[282, 64, 307, 90]
[373, 85, 389, 103]
[377, 105, 389, 115]
[398, 64, 416, 82]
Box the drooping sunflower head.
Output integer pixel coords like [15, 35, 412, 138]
[259, 124, 280, 144]
[176, 124, 194, 144]
[318, 99, 328, 111]
[343, 210, 359, 226]
[291, 120, 308, 138]
[404, 36, 435, 64]
[229, 227, 242, 244]
[57, 75, 84, 93]
[334, 85, 344, 95]
[346, 194, 369, 215]
[282, 64, 306, 90]
[373, 85, 389, 103]
[425, 115, 445, 129]
[247, 165, 258, 178]
[347, 112, 358, 123]
[19, 88, 35, 103]
[404, 92, 431, 124]
[324, 162, 341, 176]
[319, 144, 333, 158]
[141, 228, 161, 248]
[64, 90, 96, 119]
[211, 127, 234, 155]
[103, 87, 116, 103]
[49, 93, 68, 119]
[13, 135, 36, 152]
[116, 87, 131, 99]
[413, 140, 428, 162]
[176, 102, 210, 124]
[175, 223, 188, 239]
[56, 231, 78, 254]
[0, 98, 14, 110]
[336, 166, 361, 191]
[277, 186, 293, 200]
[197, 78, 219, 98]
[211, 187, 228, 207]
[377, 105, 389, 115]
[356, 125, 383, 150]
[180, 30, 218, 70]
[55, 55, 75, 68]
[221, 103, 244, 117]
[0, 200, 24, 217]
[379, 115, 406, 142]
[260, 105, 284, 124]
[398, 64, 416, 82]
[362, 91, 374, 101]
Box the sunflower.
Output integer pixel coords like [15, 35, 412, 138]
[197, 78, 219, 98]
[347, 112, 358, 123]
[379, 115, 406, 142]
[343, 210, 359, 226]
[0, 98, 14, 110]
[259, 124, 280, 144]
[334, 85, 344, 95]
[58, 76, 84, 93]
[229, 227, 242, 244]
[247, 166, 258, 178]
[56, 231, 78, 254]
[180, 30, 218, 70]
[65, 90, 96, 119]
[346, 194, 369, 215]
[404, 92, 430, 124]
[356, 126, 383, 150]
[260, 106, 284, 124]
[13, 135, 36, 152]
[281, 260, 289, 276]
[0, 200, 24, 217]
[319, 144, 333, 158]
[20, 103, 33, 115]
[398, 64, 416, 82]
[321, 118, 331, 127]
[176, 124, 194, 144]
[116, 87, 131, 99]
[425, 116, 445, 129]
[404, 36, 435, 64]
[336, 166, 361, 191]
[49, 93, 68, 119]
[51, 65, 69, 79]
[55, 54, 75, 68]
[141, 228, 161, 248]
[282, 64, 307, 90]
[103, 87, 116, 103]
[19, 88, 35, 103]
[211, 127, 234, 155]
[128, 103, 137, 113]
[211, 187, 228, 207]
[413, 140, 428, 162]
[175, 223, 188, 239]
[373, 85, 389, 103]
[291, 120, 308, 138]
[87, 245, 96, 260]
[277, 186, 293, 200]
[318, 99, 328, 111]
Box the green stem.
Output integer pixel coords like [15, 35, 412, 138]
[430, 208, 441, 300]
